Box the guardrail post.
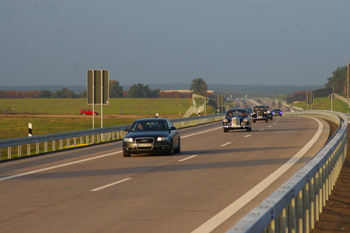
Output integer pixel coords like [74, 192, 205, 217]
[97, 134, 100, 143]
[92, 135, 95, 144]
[267, 219, 275, 233]
[288, 198, 296, 232]
[303, 183, 310, 233]
[86, 135, 89, 144]
[44, 141, 48, 152]
[8, 147, 11, 159]
[67, 138, 70, 149]
[310, 177, 315, 228]
[27, 144, 30, 156]
[60, 139, 63, 150]
[74, 137, 77, 147]
[52, 140, 56, 151]
[18, 145, 21, 157]
[80, 136, 83, 145]
[277, 208, 287, 232]
[36, 143, 39, 154]
[296, 190, 303, 233]
[322, 164, 326, 207]
[112, 132, 115, 140]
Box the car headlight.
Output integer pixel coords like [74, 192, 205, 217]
[123, 137, 133, 142]
[157, 137, 167, 141]
[223, 119, 228, 123]
[244, 118, 248, 122]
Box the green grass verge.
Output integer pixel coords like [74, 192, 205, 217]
[292, 97, 350, 113]
[0, 98, 192, 115]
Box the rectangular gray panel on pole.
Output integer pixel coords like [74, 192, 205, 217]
[87, 69, 109, 105]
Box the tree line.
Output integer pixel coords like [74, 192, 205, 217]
[0, 78, 210, 99]
[324, 64, 349, 96]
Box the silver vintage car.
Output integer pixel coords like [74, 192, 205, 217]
[223, 109, 252, 132]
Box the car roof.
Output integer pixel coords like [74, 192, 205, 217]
[226, 108, 247, 112]
[134, 118, 168, 121]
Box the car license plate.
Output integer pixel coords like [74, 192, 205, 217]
[138, 143, 152, 147]
[258, 116, 262, 118]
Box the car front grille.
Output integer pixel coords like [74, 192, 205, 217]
[232, 118, 240, 126]
[135, 137, 154, 150]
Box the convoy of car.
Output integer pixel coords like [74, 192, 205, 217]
[223, 109, 252, 132]
[122, 118, 180, 157]
[251, 105, 269, 123]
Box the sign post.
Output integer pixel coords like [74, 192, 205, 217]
[328, 94, 335, 111]
[87, 69, 109, 130]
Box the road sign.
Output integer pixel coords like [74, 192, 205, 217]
[87, 69, 109, 105]
[328, 94, 335, 101]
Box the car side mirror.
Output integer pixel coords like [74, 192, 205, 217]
[170, 127, 176, 131]
[124, 128, 130, 132]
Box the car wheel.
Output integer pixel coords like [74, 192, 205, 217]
[266, 119, 268, 123]
[83, 113, 86, 115]
[246, 127, 250, 132]
[167, 142, 174, 155]
[123, 151, 131, 157]
[174, 140, 181, 153]
[223, 128, 228, 133]
[253, 120, 256, 123]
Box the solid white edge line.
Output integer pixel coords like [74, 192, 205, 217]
[178, 155, 198, 162]
[0, 151, 122, 182]
[220, 142, 231, 147]
[191, 117, 323, 233]
[244, 134, 251, 138]
[90, 178, 132, 192]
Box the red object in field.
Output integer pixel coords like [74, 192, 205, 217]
[80, 109, 98, 115]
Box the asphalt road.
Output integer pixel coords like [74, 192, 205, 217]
[0, 115, 330, 233]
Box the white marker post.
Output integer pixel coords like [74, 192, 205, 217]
[28, 123, 32, 137]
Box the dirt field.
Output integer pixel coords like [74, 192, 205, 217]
[311, 122, 350, 232]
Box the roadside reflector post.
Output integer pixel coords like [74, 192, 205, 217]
[28, 123, 32, 137]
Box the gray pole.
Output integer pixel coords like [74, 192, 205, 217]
[347, 63, 350, 99]
[101, 73, 103, 128]
[92, 71, 95, 129]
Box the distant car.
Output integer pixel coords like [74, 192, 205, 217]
[291, 108, 296, 112]
[272, 108, 282, 116]
[285, 107, 290, 111]
[252, 105, 269, 123]
[80, 109, 98, 115]
[122, 118, 180, 157]
[266, 106, 273, 120]
[223, 109, 252, 132]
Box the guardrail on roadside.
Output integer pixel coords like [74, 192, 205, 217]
[227, 110, 348, 233]
[0, 114, 225, 161]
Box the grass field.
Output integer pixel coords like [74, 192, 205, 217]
[0, 98, 216, 141]
[292, 97, 350, 113]
[0, 98, 192, 115]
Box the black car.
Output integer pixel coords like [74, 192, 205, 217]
[266, 106, 273, 120]
[272, 108, 282, 116]
[223, 109, 252, 132]
[252, 105, 269, 123]
[122, 118, 180, 157]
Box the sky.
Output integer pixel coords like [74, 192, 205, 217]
[1, 0, 350, 87]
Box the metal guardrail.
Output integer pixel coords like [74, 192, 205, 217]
[0, 114, 225, 161]
[227, 110, 348, 233]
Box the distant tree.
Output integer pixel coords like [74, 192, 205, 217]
[127, 83, 160, 98]
[325, 65, 347, 96]
[79, 90, 87, 98]
[190, 78, 208, 96]
[54, 88, 77, 98]
[38, 89, 52, 98]
[109, 80, 123, 98]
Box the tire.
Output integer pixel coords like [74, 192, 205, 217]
[167, 142, 174, 155]
[174, 140, 181, 153]
[83, 113, 86, 115]
[223, 128, 228, 133]
[266, 119, 268, 123]
[123, 151, 131, 157]
[253, 120, 256, 123]
[246, 127, 250, 132]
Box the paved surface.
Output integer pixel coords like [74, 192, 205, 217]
[0, 116, 329, 233]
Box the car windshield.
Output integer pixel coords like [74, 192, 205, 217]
[254, 107, 266, 111]
[273, 109, 281, 112]
[130, 120, 168, 132]
[226, 110, 247, 117]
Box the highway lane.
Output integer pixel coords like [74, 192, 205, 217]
[0, 116, 330, 233]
